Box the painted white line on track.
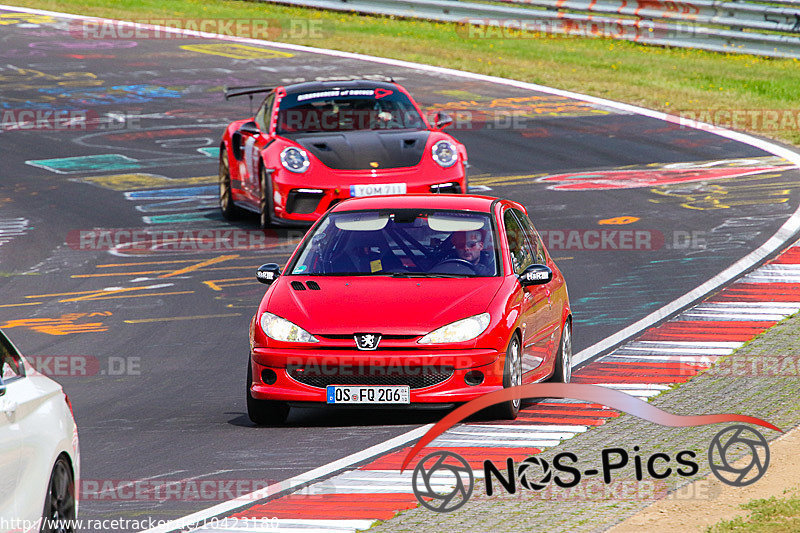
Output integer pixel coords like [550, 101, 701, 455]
[468, 424, 589, 432]
[603, 354, 721, 363]
[430, 438, 565, 447]
[4, 4, 800, 531]
[679, 312, 794, 321]
[614, 345, 738, 355]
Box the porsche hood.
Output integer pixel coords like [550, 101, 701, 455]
[288, 130, 430, 171]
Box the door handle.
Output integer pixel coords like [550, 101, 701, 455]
[0, 399, 17, 418]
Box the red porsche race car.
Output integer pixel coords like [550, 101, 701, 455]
[247, 194, 572, 425]
[218, 78, 468, 227]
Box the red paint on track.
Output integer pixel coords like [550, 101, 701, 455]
[232, 493, 419, 520]
[574, 361, 704, 384]
[638, 321, 776, 342]
[709, 282, 800, 302]
[361, 446, 541, 470]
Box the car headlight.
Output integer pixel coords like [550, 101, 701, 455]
[260, 312, 318, 343]
[418, 313, 490, 344]
[280, 147, 310, 173]
[431, 140, 458, 168]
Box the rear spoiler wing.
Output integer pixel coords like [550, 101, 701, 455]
[224, 85, 275, 100]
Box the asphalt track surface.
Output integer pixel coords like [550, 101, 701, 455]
[1, 7, 799, 527]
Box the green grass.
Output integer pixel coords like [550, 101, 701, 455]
[8, 0, 800, 145]
[708, 492, 800, 532]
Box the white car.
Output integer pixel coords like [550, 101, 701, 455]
[1, 329, 79, 533]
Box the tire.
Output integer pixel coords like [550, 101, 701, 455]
[548, 320, 572, 383]
[259, 164, 273, 229]
[41, 455, 75, 533]
[489, 334, 522, 420]
[247, 358, 289, 426]
[219, 147, 243, 220]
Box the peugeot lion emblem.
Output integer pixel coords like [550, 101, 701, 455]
[355, 333, 381, 350]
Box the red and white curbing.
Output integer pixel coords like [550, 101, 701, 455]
[189, 242, 800, 532]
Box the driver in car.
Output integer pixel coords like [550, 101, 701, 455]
[451, 229, 493, 276]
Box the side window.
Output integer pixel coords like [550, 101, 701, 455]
[504, 210, 535, 275]
[512, 209, 546, 264]
[255, 92, 275, 132]
[0, 331, 24, 381]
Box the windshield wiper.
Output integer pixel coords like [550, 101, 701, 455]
[390, 272, 466, 278]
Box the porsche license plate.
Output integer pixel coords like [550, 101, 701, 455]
[326, 385, 410, 404]
[350, 183, 407, 197]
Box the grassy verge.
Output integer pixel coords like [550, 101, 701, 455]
[7, 0, 800, 146]
[709, 492, 800, 532]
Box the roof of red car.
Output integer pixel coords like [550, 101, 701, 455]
[331, 194, 499, 213]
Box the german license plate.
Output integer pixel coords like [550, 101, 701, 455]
[326, 385, 410, 404]
[350, 183, 407, 197]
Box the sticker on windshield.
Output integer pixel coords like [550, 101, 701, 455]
[296, 88, 390, 102]
[370, 259, 382, 273]
[293, 265, 308, 274]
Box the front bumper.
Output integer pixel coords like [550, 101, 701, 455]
[270, 164, 467, 224]
[250, 347, 503, 404]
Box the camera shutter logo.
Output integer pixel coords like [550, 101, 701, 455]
[412, 451, 473, 512]
[517, 456, 552, 491]
[708, 425, 770, 487]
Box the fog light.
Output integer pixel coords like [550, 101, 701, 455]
[464, 370, 484, 386]
[261, 368, 277, 385]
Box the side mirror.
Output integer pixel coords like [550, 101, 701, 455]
[519, 264, 552, 286]
[0, 376, 6, 397]
[256, 263, 282, 285]
[239, 120, 260, 135]
[435, 111, 453, 129]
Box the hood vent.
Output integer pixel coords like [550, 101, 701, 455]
[306, 281, 321, 290]
[403, 138, 417, 148]
[290, 281, 306, 291]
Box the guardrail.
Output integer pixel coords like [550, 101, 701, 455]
[264, 0, 800, 58]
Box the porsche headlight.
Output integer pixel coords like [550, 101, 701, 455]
[260, 312, 318, 343]
[431, 140, 458, 168]
[280, 147, 310, 173]
[418, 313, 490, 344]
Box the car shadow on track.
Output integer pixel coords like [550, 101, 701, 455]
[226, 407, 451, 428]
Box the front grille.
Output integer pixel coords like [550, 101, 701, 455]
[288, 366, 454, 389]
[315, 334, 418, 340]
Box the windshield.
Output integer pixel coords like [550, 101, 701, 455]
[289, 210, 499, 277]
[276, 88, 425, 134]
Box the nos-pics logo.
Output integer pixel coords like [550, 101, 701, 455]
[412, 424, 770, 512]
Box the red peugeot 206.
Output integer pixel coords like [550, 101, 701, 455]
[219, 79, 467, 227]
[247, 195, 571, 424]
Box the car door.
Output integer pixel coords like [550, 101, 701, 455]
[503, 209, 550, 381]
[0, 333, 25, 519]
[241, 92, 276, 201]
[512, 208, 562, 360]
